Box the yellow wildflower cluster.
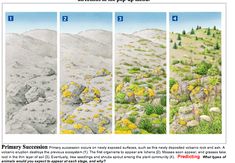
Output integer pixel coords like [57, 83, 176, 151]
[115, 130, 132, 134]
[178, 119, 187, 126]
[63, 118, 75, 124]
[98, 126, 106, 134]
[191, 86, 201, 95]
[92, 87, 101, 97]
[62, 90, 72, 98]
[187, 84, 194, 91]
[60, 129, 75, 134]
[203, 88, 209, 95]
[171, 83, 179, 94]
[148, 88, 155, 97]
[126, 91, 134, 97]
[116, 83, 124, 93]
[93, 114, 100, 119]
[74, 123, 83, 130]
[119, 119, 137, 130]
[134, 87, 145, 96]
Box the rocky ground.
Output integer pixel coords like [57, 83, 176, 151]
[170, 27, 222, 134]
[60, 29, 112, 134]
[5, 29, 57, 134]
[115, 29, 167, 134]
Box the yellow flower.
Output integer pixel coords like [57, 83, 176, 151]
[116, 83, 124, 93]
[74, 123, 83, 130]
[94, 97, 101, 103]
[187, 85, 194, 91]
[92, 87, 101, 97]
[192, 86, 200, 95]
[171, 83, 179, 94]
[98, 126, 106, 134]
[126, 91, 134, 97]
[204, 88, 209, 95]
[61, 84, 68, 92]
[63, 118, 74, 124]
[68, 115, 76, 119]
[115, 130, 132, 134]
[128, 123, 137, 130]
[122, 119, 131, 125]
[62, 90, 72, 98]
[60, 129, 75, 134]
[83, 87, 89, 93]
[178, 119, 187, 126]
[148, 88, 155, 97]
[134, 87, 145, 96]
[93, 114, 100, 118]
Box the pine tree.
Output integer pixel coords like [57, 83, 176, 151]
[190, 28, 195, 35]
[177, 34, 181, 40]
[214, 42, 220, 50]
[212, 33, 215, 38]
[182, 30, 186, 35]
[173, 42, 178, 49]
[213, 26, 216, 30]
[195, 36, 198, 40]
[207, 28, 211, 35]
[178, 41, 182, 46]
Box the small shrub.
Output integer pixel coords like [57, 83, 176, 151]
[173, 42, 178, 49]
[128, 67, 140, 74]
[145, 104, 155, 115]
[128, 116, 136, 123]
[139, 118, 153, 133]
[160, 96, 166, 106]
[155, 105, 165, 115]
[194, 61, 212, 75]
[169, 78, 177, 89]
[115, 92, 126, 104]
[207, 66, 220, 76]
[123, 76, 131, 83]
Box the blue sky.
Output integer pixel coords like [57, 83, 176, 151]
[170, 12, 221, 33]
[60, 12, 112, 33]
[115, 12, 166, 34]
[6, 12, 57, 33]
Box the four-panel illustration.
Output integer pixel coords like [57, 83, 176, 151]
[4, 12, 222, 134]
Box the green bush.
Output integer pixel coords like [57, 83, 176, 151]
[128, 67, 140, 74]
[170, 78, 177, 89]
[128, 116, 136, 123]
[207, 66, 220, 76]
[115, 92, 126, 104]
[160, 96, 166, 106]
[155, 105, 165, 115]
[145, 104, 165, 115]
[123, 76, 131, 83]
[145, 104, 155, 115]
[194, 61, 212, 75]
[139, 118, 153, 133]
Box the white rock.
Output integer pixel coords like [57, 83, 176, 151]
[200, 115, 211, 122]
[209, 107, 220, 113]
[187, 120, 199, 127]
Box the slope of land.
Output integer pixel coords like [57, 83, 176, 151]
[60, 29, 112, 134]
[170, 27, 222, 134]
[5, 29, 57, 134]
[115, 29, 167, 134]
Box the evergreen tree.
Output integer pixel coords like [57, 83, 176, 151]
[178, 41, 182, 46]
[214, 42, 220, 50]
[173, 42, 178, 49]
[212, 33, 215, 38]
[213, 26, 216, 30]
[177, 34, 181, 40]
[190, 28, 195, 35]
[195, 36, 198, 40]
[207, 27, 211, 35]
[182, 30, 186, 35]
